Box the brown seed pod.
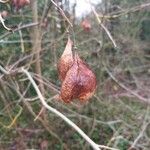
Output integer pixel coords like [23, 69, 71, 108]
[57, 37, 73, 81]
[60, 52, 96, 103]
[12, 0, 30, 10]
[81, 19, 91, 32]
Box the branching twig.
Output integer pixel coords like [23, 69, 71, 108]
[0, 22, 39, 40]
[51, 0, 73, 27]
[102, 2, 150, 19]
[104, 65, 150, 104]
[90, 5, 117, 48]
[21, 67, 100, 150]
[22, 68, 119, 150]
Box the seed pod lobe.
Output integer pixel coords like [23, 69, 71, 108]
[60, 53, 96, 103]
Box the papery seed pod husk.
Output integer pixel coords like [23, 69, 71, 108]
[60, 52, 96, 103]
[12, 0, 30, 10]
[57, 37, 73, 81]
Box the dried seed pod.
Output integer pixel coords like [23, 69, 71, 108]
[57, 37, 73, 81]
[12, 0, 30, 10]
[81, 19, 91, 32]
[60, 52, 96, 103]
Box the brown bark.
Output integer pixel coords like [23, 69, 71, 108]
[30, 0, 46, 119]
[31, 0, 45, 95]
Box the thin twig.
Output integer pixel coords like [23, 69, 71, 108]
[0, 65, 9, 74]
[40, 0, 52, 24]
[99, 145, 118, 150]
[51, 0, 73, 27]
[18, 23, 25, 53]
[104, 65, 150, 104]
[0, 14, 11, 31]
[16, 90, 63, 146]
[34, 94, 59, 121]
[0, 22, 39, 40]
[90, 5, 117, 48]
[0, 105, 23, 129]
[129, 107, 150, 149]
[102, 2, 150, 19]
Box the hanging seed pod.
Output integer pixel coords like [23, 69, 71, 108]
[12, 0, 30, 10]
[57, 37, 73, 81]
[81, 19, 91, 32]
[60, 52, 96, 103]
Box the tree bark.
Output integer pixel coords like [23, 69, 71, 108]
[31, 0, 45, 95]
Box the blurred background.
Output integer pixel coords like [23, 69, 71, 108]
[0, 0, 150, 149]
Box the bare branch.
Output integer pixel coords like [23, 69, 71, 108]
[0, 14, 11, 31]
